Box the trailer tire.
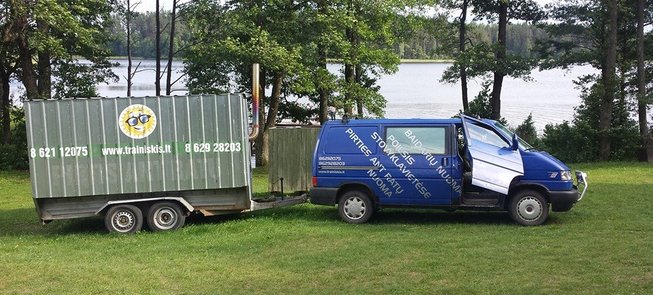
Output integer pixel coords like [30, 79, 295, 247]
[508, 190, 548, 226]
[105, 204, 143, 234]
[338, 190, 374, 224]
[147, 202, 185, 231]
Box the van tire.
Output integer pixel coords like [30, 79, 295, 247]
[508, 190, 548, 226]
[105, 204, 143, 234]
[338, 190, 374, 224]
[147, 202, 185, 231]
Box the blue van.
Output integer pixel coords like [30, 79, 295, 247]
[309, 115, 588, 225]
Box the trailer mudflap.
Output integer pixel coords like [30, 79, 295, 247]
[249, 194, 308, 211]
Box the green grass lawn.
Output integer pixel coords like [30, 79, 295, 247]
[1, 163, 652, 294]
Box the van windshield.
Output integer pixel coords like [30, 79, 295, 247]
[492, 121, 535, 150]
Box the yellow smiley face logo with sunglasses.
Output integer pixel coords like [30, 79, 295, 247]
[118, 104, 157, 139]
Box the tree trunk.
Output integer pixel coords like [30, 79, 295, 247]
[490, 2, 507, 121]
[355, 64, 363, 117]
[266, 72, 283, 130]
[599, 0, 618, 160]
[36, 52, 51, 99]
[166, 0, 177, 95]
[317, 0, 329, 124]
[127, 0, 132, 96]
[636, 0, 648, 149]
[344, 1, 356, 116]
[317, 45, 329, 123]
[255, 68, 267, 166]
[0, 70, 10, 144]
[17, 37, 39, 100]
[155, 0, 161, 96]
[36, 20, 51, 99]
[255, 71, 282, 167]
[459, 0, 469, 112]
[344, 61, 354, 116]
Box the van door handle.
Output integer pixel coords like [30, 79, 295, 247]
[442, 157, 448, 166]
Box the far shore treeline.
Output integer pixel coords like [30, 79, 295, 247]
[0, 0, 651, 170]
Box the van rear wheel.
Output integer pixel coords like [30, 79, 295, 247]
[508, 190, 548, 226]
[338, 190, 374, 224]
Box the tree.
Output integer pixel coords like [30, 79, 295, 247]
[165, 0, 178, 95]
[459, 0, 470, 112]
[472, 0, 542, 120]
[441, 0, 542, 119]
[183, 0, 305, 166]
[515, 113, 540, 147]
[155, 0, 161, 96]
[0, 2, 19, 144]
[599, 0, 618, 160]
[336, 0, 407, 118]
[2, 0, 116, 102]
[183, 0, 433, 165]
[117, 0, 141, 96]
[538, 0, 652, 160]
[635, 0, 649, 153]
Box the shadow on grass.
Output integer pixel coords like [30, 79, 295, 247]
[0, 208, 106, 236]
[245, 204, 521, 226]
[0, 204, 566, 236]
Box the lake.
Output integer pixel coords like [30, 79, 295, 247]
[14, 59, 598, 131]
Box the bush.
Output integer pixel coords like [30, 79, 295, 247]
[0, 107, 28, 170]
[539, 74, 641, 163]
[542, 121, 598, 163]
[541, 120, 639, 163]
[0, 144, 28, 170]
[515, 113, 542, 148]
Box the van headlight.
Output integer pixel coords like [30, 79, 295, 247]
[560, 170, 572, 181]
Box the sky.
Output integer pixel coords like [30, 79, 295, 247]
[134, 0, 188, 12]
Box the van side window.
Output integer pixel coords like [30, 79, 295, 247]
[385, 127, 446, 155]
[466, 123, 509, 148]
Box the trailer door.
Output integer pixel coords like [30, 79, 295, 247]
[461, 116, 523, 195]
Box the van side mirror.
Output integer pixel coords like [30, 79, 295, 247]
[511, 134, 519, 151]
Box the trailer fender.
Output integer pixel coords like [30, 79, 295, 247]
[95, 197, 195, 216]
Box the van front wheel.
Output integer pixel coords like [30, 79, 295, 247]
[508, 190, 548, 226]
[338, 190, 374, 224]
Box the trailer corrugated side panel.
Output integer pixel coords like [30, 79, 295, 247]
[26, 94, 249, 199]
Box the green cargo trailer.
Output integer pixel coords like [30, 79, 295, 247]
[25, 93, 305, 233]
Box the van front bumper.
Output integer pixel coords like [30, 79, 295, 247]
[549, 189, 579, 212]
[550, 170, 588, 212]
[309, 187, 338, 206]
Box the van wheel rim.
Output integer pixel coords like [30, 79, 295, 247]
[112, 211, 135, 232]
[517, 197, 543, 221]
[153, 208, 177, 230]
[344, 197, 366, 220]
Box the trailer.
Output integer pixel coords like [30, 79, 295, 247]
[25, 66, 305, 233]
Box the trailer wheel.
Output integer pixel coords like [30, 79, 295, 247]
[508, 190, 549, 226]
[147, 202, 185, 231]
[338, 190, 374, 224]
[105, 204, 143, 234]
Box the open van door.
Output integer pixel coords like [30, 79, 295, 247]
[461, 115, 523, 195]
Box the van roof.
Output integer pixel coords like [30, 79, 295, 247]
[323, 118, 463, 126]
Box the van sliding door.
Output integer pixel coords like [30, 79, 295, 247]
[378, 125, 456, 206]
[461, 116, 523, 195]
